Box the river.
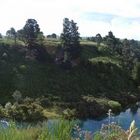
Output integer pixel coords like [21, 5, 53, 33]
[77, 105, 140, 133]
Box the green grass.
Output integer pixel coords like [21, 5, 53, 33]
[0, 38, 24, 46]
[108, 100, 122, 111]
[89, 56, 121, 67]
[0, 120, 75, 140]
[0, 122, 40, 140]
[0, 119, 139, 140]
[80, 40, 97, 46]
[44, 38, 61, 46]
[39, 119, 74, 140]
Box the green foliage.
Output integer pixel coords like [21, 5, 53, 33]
[122, 39, 138, 72]
[37, 32, 45, 45]
[61, 18, 81, 61]
[93, 132, 103, 140]
[93, 120, 140, 140]
[6, 27, 17, 45]
[0, 33, 138, 118]
[0, 120, 75, 140]
[0, 33, 2, 38]
[39, 119, 74, 140]
[0, 97, 47, 121]
[108, 100, 121, 111]
[21, 19, 43, 46]
[0, 118, 139, 140]
[47, 33, 57, 39]
[0, 121, 40, 140]
[0, 38, 24, 46]
[95, 33, 102, 46]
[19, 65, 27, 73]
[12, 90, 22, 102]
[17, 29, 26, 43]
[132, 62, 140, 84]
[62, 108, 76, 119]
[89, 56, 120, 66]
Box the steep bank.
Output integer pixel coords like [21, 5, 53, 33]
[0, 40, 139, 119]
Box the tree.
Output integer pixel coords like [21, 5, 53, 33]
[60, 18, 80, 61]
[52, 33, 57, 38]
[47, 33, 57, 39]
[95, 33, 102, 46]
[36, 32, 45, 45]
[6, 27, 17, 44]
[104, 31, 120, 54]
[122, 39, 136, 71]
[132, 62, 140, 85]
[23, 19, 41, 47]
[0, 33, 2, 38]
[17, 29, 26, 43]
[106, 31, 116, 47]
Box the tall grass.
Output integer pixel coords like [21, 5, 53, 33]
[0, 119, 139, 140]
[0, 122, 40, 140]
[39, 119, 74, 140]
[0, 119, 75, 140]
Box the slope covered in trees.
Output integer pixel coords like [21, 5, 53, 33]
[0, 18, 140, 118]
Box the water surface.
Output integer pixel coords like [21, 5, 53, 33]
[79, 106, 140, 132]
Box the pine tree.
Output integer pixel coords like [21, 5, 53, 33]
[61, 18, 80, 61]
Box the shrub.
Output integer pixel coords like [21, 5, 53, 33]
[0, 105, 6, 118]
[132, 62, 140, 85]
[19, 64, 27, 72]
[3, 99, 47, 121]
[8, 102, 46, 121]
[62, 108, 76, 119]
[12, 90, 22, 103]
[108, 100, 121, 111]
[5, 102, 12, 110]
[23, 97, 34, 104]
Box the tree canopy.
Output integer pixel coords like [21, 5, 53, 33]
[61, 18, 81, 61]
[23, 19, 41, 47]
[6, 27, 17, 44]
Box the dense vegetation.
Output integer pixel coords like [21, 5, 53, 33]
[0, 17, 140, 120]
[0, 117, 139, 140]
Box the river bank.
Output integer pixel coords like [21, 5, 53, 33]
[0, 92, 139, 122]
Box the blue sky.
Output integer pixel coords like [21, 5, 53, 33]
[0, 0, 140, 40]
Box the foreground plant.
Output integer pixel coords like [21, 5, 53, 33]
[0, 117, 139, 140]
[93, 120, 139, 140]
[39, 119, 74, 140]
[127, 120, 138, 140]
[0, 121, 40, 140]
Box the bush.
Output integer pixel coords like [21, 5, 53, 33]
[8, 102, 46, 121]
[19, 64, 27, 72]
[12, 90, 22, 102]
[3, 98, 47, 121]
[108, 100, 121, 112]
[0, 105, 6, 118]
[132, 62, 140, 85]
[62, 108, 76, 119]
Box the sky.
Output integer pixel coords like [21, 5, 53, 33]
[0, 0, 140, 40]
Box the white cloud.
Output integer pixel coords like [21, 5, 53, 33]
[0, 0, 140, 39]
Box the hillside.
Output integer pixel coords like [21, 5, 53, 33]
[0, 38, 139, 118]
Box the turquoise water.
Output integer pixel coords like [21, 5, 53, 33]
[78, 106, 140, 133]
